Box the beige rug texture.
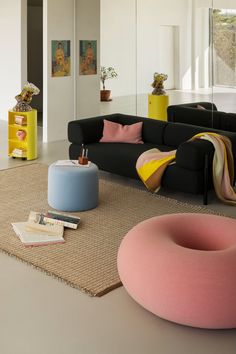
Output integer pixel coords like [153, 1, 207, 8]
[0, 163, 221, 296]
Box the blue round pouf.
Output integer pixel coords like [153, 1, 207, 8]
[48, 162, 99, 212]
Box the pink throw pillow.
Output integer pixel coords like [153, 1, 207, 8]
[100, 119, 144, 144]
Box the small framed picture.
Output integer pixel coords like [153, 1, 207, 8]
[51, 40, 71, 77]
[79, 40, 97, 75]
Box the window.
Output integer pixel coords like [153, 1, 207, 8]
[212, 9, 236, 87]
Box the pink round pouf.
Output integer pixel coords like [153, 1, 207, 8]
[117, 213, 236, 329]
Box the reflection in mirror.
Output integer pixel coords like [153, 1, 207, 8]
[136, 0, 214, 120]
[100, 0, 228, 122]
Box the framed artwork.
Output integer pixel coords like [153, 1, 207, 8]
[51, 40, 71, 77]
[79, 40, 97, 75]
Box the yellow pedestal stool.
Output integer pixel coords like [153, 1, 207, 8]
[148, 94, 169, 121]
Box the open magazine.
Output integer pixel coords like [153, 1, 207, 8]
[12, 221, 64, 247]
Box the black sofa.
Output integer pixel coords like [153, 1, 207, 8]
[167, 102, 236, 132]
[68, 113, 236, 204]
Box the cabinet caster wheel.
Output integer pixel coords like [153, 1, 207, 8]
[12, 156, 16, 159]
[22, 157, 27, 161]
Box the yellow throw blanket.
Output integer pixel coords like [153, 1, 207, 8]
[136, 132, 236, 205]
[136, 148, 176, 193]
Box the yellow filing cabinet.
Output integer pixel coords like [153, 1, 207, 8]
[8, 109, 37, 160]
[148, 94, 169, 121]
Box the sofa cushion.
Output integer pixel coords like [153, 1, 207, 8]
[100, 119, 144, 144]
[68, 114, 121, 144]
[69, 142, 173, 179]
[117, 115, 167, 145]
[179, 102, 217, 110]
[142, 119, 167, 145]
[167, 103, 221, 129]
[163, 123, 207, 147]
[168, 106, 220, 128]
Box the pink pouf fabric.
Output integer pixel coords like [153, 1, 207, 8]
[117, 213, 236, 329]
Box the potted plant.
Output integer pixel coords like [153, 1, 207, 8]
[100, 66, 118, 101]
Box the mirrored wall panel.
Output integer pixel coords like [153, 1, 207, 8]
[100, 0, 229, 120]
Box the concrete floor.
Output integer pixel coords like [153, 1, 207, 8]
[1, 96, 236, 353]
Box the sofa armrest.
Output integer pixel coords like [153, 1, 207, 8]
[176, 140, 215, 171]
[68, 114, 120, 144]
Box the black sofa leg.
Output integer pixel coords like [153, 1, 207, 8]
[203, 154, 208, 205]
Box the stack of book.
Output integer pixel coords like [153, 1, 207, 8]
[12, 211, 80, 247]
[12, 148, 27, 157]
[14, 115, 27, 125]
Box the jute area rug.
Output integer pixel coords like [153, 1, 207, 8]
[0, 163, 220, 296]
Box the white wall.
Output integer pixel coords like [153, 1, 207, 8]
[43, 0, 75, 142]
[193, 5, 211, 89]
[154, 26, 177, 90]
[138, 24, 177, 93]
[212, 0, 236, 7]
[101, 0, 136, 97]
[0, 0, 27, 120]
[76, 0, 100, 119]
[43, 0, 100, 142]
[137, 0, 192, 93]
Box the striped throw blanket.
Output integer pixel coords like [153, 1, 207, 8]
[136, 132, 236, 205]
[136, 148, 176, 193]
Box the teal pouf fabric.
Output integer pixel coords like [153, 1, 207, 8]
[48, 162, 99, 212]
